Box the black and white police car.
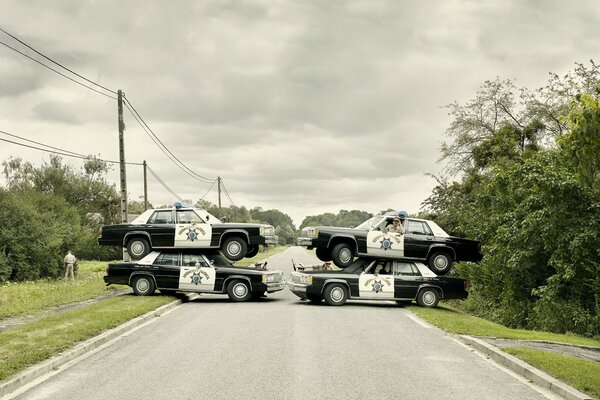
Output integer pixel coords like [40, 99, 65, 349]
[297, 211, 482, 274]
[104, 250, 285, 301]
[98, 202, 278, 262]
[287, 257, 468, 307]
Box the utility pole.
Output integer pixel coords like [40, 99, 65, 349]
[117, 89, 128, 223]
[143, 160, 148, 211]
[217, 176, 222, 212]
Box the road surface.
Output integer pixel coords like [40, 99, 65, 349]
[11, 247, 559, 400]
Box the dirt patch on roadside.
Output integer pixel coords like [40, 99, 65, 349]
[0, 289, 131, 332]
[478, 337, 600, 362]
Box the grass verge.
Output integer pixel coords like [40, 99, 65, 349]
[409, 304, 600, 347]
[0, 294, 173, 382]
[504, 348, 600, 399]
[0, 260, 126, 319]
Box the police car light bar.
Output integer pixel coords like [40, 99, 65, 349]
[398, 210, 408, 218]
[174, 201, 184, 208]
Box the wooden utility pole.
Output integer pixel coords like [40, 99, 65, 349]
[117, 89, 128, 223]
[217, 176, 222, 211]
[143, 160, 148, 211]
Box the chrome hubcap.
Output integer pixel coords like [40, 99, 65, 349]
[228, 242, 241, 256]
[131, 242, 144, 255]
[233, 283, 248, 297]
[137, 279, 149, 292]
[423, 291, 435, 305]
[434, 256, 448, 269]
[331, 287, 344, 302]
[339, 248, 352, 263]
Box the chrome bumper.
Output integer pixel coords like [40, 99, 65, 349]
[266, 281, 286, 292]
[264, 235, 279, 245]
[296, 237, 314, 247]
[287, 281, 307, 295]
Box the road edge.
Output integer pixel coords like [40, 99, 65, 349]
[457, 335, 593, 400]
[0, 295, 191, 398]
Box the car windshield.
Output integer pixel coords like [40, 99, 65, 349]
[355, 216, 384, 230]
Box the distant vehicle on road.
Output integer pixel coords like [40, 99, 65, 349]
[98, 202, 278, 262]
[287, 258, 468, 307]
[297, 211, 482, 274]
[104, 250, 285, 301]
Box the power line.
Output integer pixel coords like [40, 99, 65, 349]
[220, 180, 236, 208]
[0, 26, 117, 95]
[199, 180, 217, 201]
[0, 40, 117, 100]
[123, 96, 216, 184]
[0, 129, 143, 166]
[146, 166, 184, 202]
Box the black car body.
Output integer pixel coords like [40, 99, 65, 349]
[287, 258, 468, 307]
[103, 250, 285, 302]
[297, 212, 482, 274]
[98, 203, 278, 261]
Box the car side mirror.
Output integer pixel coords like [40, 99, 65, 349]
[206, 215, 210, 221]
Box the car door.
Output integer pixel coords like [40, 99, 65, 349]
[174, 210, 212, 248]
[146, 210, 176, 247]
[393, 261, 420, 299]
[358, 260, 394, 299]
[365, 217, 404, 258]
[403, 220, 433, 259]
[178, 253, 216, 292]
[153, 252, 180, 289]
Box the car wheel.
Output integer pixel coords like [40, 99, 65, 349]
[323, 283, 348, 306]
[331, 243, 354, 268]
[245, 245, 259, 258]
[315, 248, 333, 262]
[227, 280, 252, 302]
[132, 275, 155, 296]
[417, 288, 440, 308]
[127, 237, 150, 261]
[307, 294, 322, 304]
[428, 252, 453, 275]
[222, 237, 248, 261]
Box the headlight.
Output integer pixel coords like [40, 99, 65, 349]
[302, 228, 319, 238]
[300, 274, 313, 284]
[262, 274, 275, 283]
[260, 227, 265, 235]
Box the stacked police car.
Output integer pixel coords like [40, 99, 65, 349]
[289, 211, 481, 307]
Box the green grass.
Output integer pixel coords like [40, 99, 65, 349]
[0, 260, 126, 319]
[409, 305, 600, 347]
[504, 348, 600, 399]
[234, 245, 289, 267]
[0, 295, 173, 381]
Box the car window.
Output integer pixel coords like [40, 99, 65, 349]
[406, 220, 432, 235]
[148, 210, 173, 224]
[182, 254, 209, 267]
[394, 262, 420, 276]
[154, 253, 179, 266]
[177, 210, 205, 224]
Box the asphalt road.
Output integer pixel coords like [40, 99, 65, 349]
[13, 247, 558, 400]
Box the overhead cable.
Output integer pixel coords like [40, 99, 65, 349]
[146, 166, 185, 202]
[0, 26, 117, 95]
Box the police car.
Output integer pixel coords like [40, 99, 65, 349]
[297, 211, 482, 274]
[98, 202, 278, 261]
[287, 258, 468, 307]
[103, 250, 285, 301]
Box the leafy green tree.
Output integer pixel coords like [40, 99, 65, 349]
[300, 210, 372, 229]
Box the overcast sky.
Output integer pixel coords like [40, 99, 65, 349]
[1, 0, 599, 227]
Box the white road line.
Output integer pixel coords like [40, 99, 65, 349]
[404, 310, 433, 329]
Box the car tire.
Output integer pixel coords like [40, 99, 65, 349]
[227, 279, 252, 302]
[428, 251, 453, 275]
[222, 237, 248, 261]
[315, 248, 333, 262]
[417, 288, 440, 308]
[132, 275, 155, 296]
[127, 237, 150, 261]
[323, 283, 348, 306]
[307, 294, 322, 304]
[245, 245, 259, 258]
[331, 243, 354, 268]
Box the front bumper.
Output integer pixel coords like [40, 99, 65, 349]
[265, 281, 286, 293]
[287, 282, 308, 298]
[262, 235, 279, 245]
[296, 237, 314, 247]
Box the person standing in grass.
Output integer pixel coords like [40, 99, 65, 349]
[64, 250, 77, 281]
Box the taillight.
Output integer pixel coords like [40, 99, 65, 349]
[105, 265, 110, 274]
[464, 281, 469, 291]
[98, 226, 103, 237]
